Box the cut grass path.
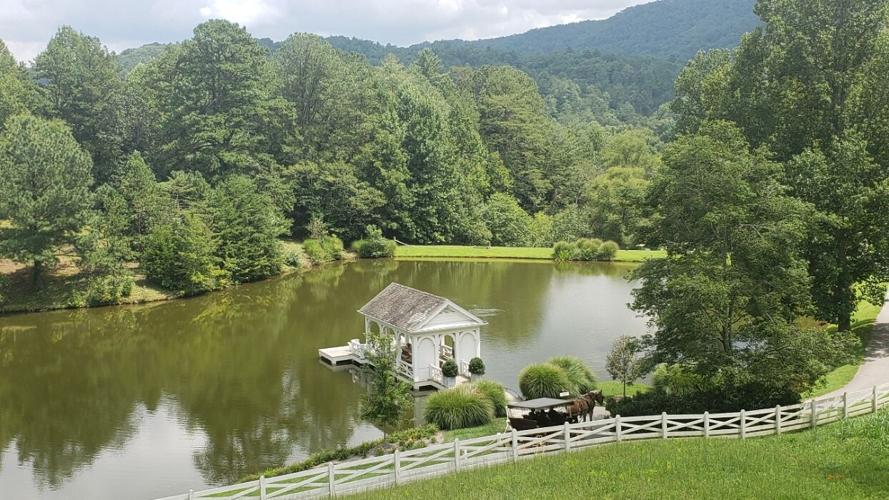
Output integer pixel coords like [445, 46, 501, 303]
[362, 408, 889, 499]
[396, 245, 665, 262]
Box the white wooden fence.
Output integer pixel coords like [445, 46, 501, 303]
[156, 383, 889, 500]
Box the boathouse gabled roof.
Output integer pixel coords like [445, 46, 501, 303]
[358, 282, 487, 334]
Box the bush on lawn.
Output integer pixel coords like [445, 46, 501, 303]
[597, 240, 620, 261]
[519, 363, 572, 399]
[425, 385, 494, 430]
[548, 356, 596, 395]
[303, 235, 343, 264]
[473, 380, 507, 417]
[352, 225, 396, 258]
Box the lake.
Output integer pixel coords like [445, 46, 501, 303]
[0, 259, 647, 499]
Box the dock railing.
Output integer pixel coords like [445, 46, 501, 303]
[155, 382, 889, 500]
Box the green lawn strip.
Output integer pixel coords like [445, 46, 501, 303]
[361, 408, 889, 499]
[443, 418, 509, 441]
[597, 380, 651, 398]
[395, 245, 665, 262]
[808, 301, 882, 397]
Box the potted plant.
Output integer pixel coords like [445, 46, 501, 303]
[468, 357, 485, 380]
[442, 359, 459, 387]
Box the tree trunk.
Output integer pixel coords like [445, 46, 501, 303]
[838, 313, 852, 332]
[31, 261, 43, 288]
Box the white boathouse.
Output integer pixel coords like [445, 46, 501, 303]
[319, 283, 486, 391]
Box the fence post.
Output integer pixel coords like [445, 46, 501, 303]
[259, 475, 266, 500]
[615, 415, 622, 442]
[393, 449, 401, 485]
[810, 399, 817, 429]
[873, 385, 879, 413]
[328, 462, 335, 497]
[564, 422, 571, 452]
[703, 411, 710, 438]
[843, 392, 849, 419]
[661, 412, 668, 438]
[740, 409, 746, 439]
[511, 429, 518, 463]
[775, 405, 782, 435]
[454, 438, 461, 471]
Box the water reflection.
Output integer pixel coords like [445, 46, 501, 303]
[0, 260, 646, 499]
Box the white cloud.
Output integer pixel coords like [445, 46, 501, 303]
[0, 0, 654, 62]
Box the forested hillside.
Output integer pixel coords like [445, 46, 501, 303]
[116, 0, 761, 120]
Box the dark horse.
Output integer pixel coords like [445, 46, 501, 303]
[566, 390, 604, 423]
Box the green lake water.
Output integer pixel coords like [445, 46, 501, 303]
[0, 259, 647, 499]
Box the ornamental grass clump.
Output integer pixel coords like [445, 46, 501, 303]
[519, 363, 572, 399]
[425, 385, 494, 430]
[553, 241, 576, 261]
[548, 356, 596, 395]
[597, 240, 620, 261]
[472, 380, 508, 417]
[574, 238, 603, 261]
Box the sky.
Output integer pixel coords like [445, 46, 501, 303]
[0, 0, 654, 62]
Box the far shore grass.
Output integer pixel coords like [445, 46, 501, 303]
[0, 239, 310, 315]
[396, 245, 665, 262]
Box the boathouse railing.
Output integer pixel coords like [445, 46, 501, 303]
[155, 383, 889, 500]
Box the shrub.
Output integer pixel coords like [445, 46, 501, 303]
[519, 363, 572, 399]
[553, 241, 576, 261]
[352, 225, 396, 258]
[425, 385, 494, 430]
[142, 213, 223, 295]
[85, 273, 134, 305]
[548, 356, 596, 395]
[468, 357, 486, 375]
[574, 238, 603, 261]
[283, 249, 302, 268]
[473, 380, 507, 417]
[606, 380, 802, 417]
[442, 359, 459, 378]
[303, 235, 344, 264]
[597, 240, 620, 261]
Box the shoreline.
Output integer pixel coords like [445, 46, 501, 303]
[0, 245, 660, 316]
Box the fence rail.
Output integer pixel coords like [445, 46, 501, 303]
[156, 383, 889, 500]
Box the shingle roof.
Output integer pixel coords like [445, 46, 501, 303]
[358, 283, 481, 333]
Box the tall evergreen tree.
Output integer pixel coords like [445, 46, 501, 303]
[35, 27, 126, 182]
[0, 115, 93, 285]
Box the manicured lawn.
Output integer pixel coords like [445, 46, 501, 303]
[362, 408, 889, 499]
[808, 301, 882, 397]
[598, 380, 651, 398]
[443, 418, 508, 441]
[395, 245, 665, 262]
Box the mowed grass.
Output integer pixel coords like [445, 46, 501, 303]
[362, 408, 889, 499]
[597, 380, 651, 398]
[808, 301, 883, 397]
[396, 245, 665, 262]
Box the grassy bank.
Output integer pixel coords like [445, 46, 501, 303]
[0, 240, 311, 315]
[362, 408, 889, 499]
[396, 245, 665, 262]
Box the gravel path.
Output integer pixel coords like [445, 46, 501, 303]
[826, 292, 889, 397]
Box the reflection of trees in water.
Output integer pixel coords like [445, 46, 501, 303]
[0, 260, 606, 490]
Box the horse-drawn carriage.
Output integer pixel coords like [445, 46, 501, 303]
[507, 391, 604, 430]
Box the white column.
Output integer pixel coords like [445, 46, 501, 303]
[474, 328, 481, 358]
